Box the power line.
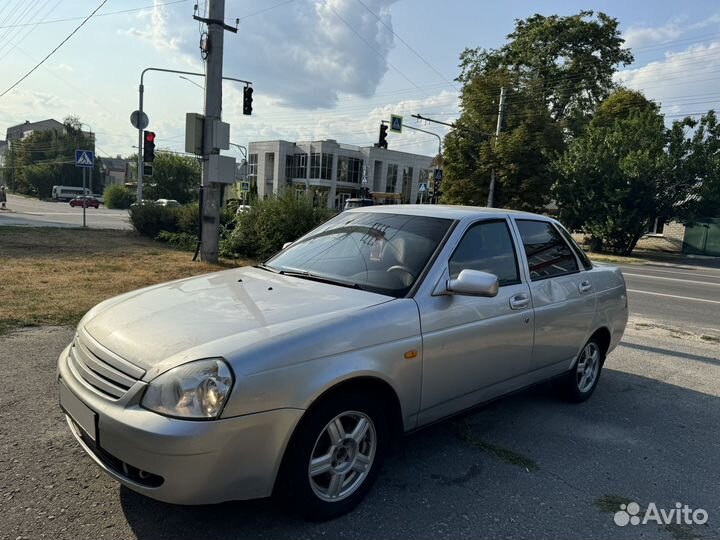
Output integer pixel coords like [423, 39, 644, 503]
[0, 0, 107, 98]
[328, 4, 428, 98]
[355, 0, 458, 91]
[0, 0, 186, 29]
[0, 0, 63, 64]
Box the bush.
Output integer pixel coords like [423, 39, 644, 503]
[176, 202, 199, 235]
[221, 191, 332, 260]
[129, 204, 179, 238]
[157, 231, 198, 251]
[104, 185, 134, 209]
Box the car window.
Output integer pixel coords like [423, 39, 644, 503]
[267, 212, 453, 297]
[448, 220, 520, 286]
[555, 223, 592, 271]
[516, 219, 579, 280]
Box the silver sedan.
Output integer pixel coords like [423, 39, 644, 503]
[57, 205, 627, 519]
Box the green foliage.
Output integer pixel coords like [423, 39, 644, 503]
[129, 204, 180, 238]
[143, 152, 200, 204]
[444, 11, 632, 210]
[156, 231, 198, 251]
[103, 184, 134, 209]
[221, 191, 332, 260]
[553, 92, 667, 255]
[2, 117, 100, 197]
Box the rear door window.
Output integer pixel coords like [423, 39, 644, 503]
[516, 220, 579, 280]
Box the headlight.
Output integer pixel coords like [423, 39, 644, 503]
[141, 358, 234, 419]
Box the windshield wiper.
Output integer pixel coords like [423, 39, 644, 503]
[278, 269, 362, 290]
[255, 263, 280, 273]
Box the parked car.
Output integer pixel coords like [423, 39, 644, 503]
[343, 198, 374, 210]
[155, 199, 181, 207]
[129, 199, 155, 208]
[69, 196, 100, 208]
[57, 205, 627, 520]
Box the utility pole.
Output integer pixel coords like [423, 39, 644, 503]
[487, 87, 506, 208]
[193, 0, 236, 263]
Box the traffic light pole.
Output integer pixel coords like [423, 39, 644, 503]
[136, 66, 249, 204]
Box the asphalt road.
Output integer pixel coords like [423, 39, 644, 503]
[618, 262, 720, 332]
[2, 322, 719, 540]
[0, 194, 132, 230]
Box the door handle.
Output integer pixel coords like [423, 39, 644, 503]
[579, 280, 592, 293]
[509, 293, 530, 310]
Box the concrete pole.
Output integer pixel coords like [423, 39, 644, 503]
[137, 82, 144, 203]
[487, 86, 506, 208]
[200, 0, 226, 263]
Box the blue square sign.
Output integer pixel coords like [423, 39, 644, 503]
[75, 149, 94, 168]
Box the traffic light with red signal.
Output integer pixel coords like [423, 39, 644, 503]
[143, 131, 156, 163]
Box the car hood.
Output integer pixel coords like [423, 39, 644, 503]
[82, 267, 391, 370]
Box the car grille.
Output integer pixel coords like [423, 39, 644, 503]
[68, 332, 146, 399]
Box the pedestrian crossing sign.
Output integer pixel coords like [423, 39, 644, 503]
[75, 150, 94, 168]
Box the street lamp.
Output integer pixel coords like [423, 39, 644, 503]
[179, 75, 204, 90]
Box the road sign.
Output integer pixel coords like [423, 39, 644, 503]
[130, 110, 149, 130]
[241, 181, 250, 192]
[418, 183, 427, 193]
[434, 168, 443, 181]
[390, 114, 403, 133]
[75, 150, 94, 168]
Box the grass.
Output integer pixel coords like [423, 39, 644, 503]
[593, 494, 634, 513]
[587, 253, 646, 265]
[454, 420, 539, 472]
[0, 227, 252, 334]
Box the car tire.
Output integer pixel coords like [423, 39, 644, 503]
[276, 391, 388, 521]
[561, 337, 605, 403]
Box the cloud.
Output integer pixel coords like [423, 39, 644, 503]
[623, 18, 687, 50]
[615, 41, 720, 121]
[129, 0, 400, 108]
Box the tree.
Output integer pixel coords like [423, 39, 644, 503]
[3, 116, 100, 197]
[553, 91, 667, 255]
[443, 11, 633, 209]
[144, 152, 200, 203]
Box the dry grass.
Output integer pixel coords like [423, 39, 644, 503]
[0, 227, 251, 334]
[588, 253, 646, 265]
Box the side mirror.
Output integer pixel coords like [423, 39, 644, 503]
[282, 242, 293, 250]
[446, 269, 499, 297]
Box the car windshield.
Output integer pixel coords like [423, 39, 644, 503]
[265, 212, 453, 297]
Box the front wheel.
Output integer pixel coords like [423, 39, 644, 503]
[561, 338, 605, 403]
[276, 392, 388, 520]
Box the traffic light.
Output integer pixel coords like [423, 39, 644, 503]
[143, 131, 156, 163]
[243, 86, 253, 115]
[378, 123, 388, 149]
[433, 179, 441, 197]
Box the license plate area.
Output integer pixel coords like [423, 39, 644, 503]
[59, 379, 97, 441]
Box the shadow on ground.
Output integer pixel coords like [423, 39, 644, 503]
[118, 369, 720, 540]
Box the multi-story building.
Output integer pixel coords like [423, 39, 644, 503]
[5, 119, 93, 146]
[247, 139, 436, 209]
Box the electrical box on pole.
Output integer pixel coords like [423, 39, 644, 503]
[185, 113, 204, 155]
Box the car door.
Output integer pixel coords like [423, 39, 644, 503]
[415, 218, 534, 425]
[512, 219, 596, 374]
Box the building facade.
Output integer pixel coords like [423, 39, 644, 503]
[5, 119, 93, 146]
[247, 139, 435, 209]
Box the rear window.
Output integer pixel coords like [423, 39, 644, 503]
[516, 220, 579, 280]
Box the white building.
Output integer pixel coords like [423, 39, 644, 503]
[247, 139, 436, 209]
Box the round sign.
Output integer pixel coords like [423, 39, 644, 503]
[130, 110, 149, 130]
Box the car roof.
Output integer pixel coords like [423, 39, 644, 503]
[344, 204, 553, 222]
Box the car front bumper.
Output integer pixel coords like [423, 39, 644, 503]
[57, 344, 303, 505]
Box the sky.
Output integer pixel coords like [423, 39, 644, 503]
[1, 0, 719, 161]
